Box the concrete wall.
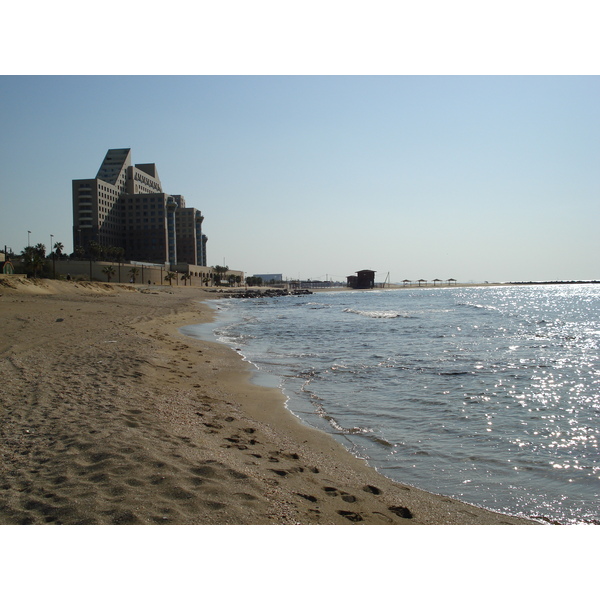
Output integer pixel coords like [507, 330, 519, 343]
[52, 260, 243, 286]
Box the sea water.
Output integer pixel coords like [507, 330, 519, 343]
[182, 285, 600, 524]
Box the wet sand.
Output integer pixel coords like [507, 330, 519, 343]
[0, 277, 534, 524]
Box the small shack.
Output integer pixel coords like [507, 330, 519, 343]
[347, 269, 376, 289]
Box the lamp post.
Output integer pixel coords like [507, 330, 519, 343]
[28, 230, 31, 247]
[50, 234, 55, 279]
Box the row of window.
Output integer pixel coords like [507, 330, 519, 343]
[128, 210, 164, 217]
[127, 196, 165, 204]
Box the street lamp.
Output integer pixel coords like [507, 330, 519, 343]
[28, 230, 31, 247]
[50, 234, 55, 279]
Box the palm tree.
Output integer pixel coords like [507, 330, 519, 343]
[21, 246, 45, 278]
[102, 265, 115, 282]
[181, 273, 192, 286]
[53, 241, 64, 259]
[105, 246, 118, 263]
[212, 265, 228, 285]
[129, 267, 139, 283]
[165, 271, 177, 286]
[113, 247, 125, 264]
[88, 241, 102, 261]
[31, 253, 45, 278]
[109, 247, 125, 283]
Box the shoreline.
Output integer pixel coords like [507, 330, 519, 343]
[0, 277, 535, 524]
[220, 280, 600, 300]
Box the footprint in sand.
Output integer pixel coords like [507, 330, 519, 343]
[269, 469, 289, 477]
[388, 505, 413, 519]
[295, 492, 318, 503]
[322, 486, 356, 503]
[189, 465, 218, 479]
[337, 510, 364, 522]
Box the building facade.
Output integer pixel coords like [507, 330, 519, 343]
[72, 149, 207, 267]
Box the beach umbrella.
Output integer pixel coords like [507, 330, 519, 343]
[418, 279, 426, 286]
[433, 278, 441, 286]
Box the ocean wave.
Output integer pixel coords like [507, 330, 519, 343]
[308, 396, 374, 436]
[343, 308, 409, 319]
[438, 370, 472, 376]
[307, 302, 332, 309]
[456, 302, 499, 311]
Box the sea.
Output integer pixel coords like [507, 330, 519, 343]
[182, 284, 600, 525]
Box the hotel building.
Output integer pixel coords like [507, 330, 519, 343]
[72, 149, 207, 266]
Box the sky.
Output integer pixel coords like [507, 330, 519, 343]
[1, 3, 599, 284]
[1, 75, 598, 283]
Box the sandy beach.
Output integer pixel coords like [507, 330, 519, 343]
[0, 277, 534, 525]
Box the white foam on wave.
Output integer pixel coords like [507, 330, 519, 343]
[457, 302, 500, 311]
[343, 308, 402, 319]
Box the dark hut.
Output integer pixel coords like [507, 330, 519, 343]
[347, 270, 376, 289]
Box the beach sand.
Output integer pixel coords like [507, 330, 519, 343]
[0, 277, 534, 525]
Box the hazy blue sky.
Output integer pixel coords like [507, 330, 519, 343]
[1, 75, 598, 282]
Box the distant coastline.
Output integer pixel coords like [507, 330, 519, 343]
[507, 280, 600, 285]
[297, 280, 600, 293]
[216, 280, 600, 299]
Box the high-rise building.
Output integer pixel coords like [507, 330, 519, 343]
[72, 149, 207, 266]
